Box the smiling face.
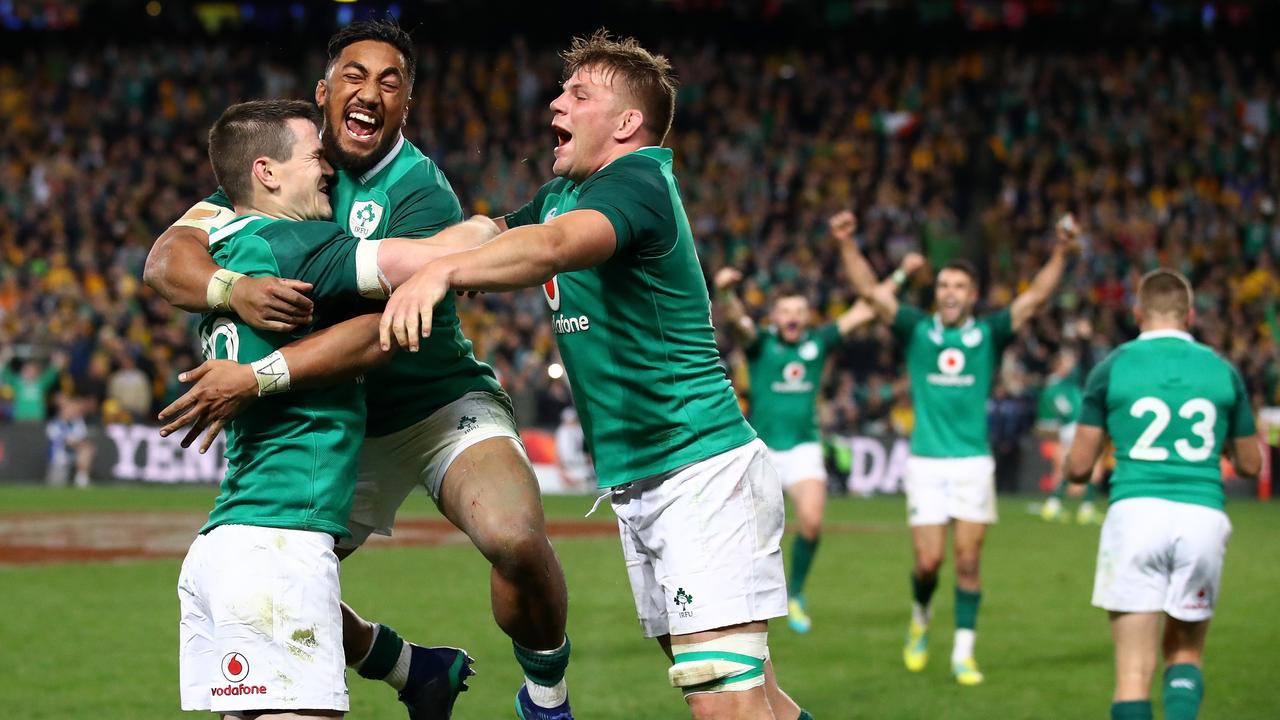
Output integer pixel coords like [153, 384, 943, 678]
[549, 65, 638, 183]
[771, 295, 811, 343]
[934, 268, 978, 326]
[272, 118, 335, 221]
[317, 39, 410, 176]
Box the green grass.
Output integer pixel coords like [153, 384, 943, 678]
[2, 486, 1276, 718]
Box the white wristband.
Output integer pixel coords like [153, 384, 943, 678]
[250, 350, 291, 397]
[207, 268, 245, 311]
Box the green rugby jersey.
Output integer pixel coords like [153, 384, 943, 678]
[200, 215, 375, 536]
[1037, 375, 1082, 429]
[506, 147, 756, 487]
[1079, 330, 1256, 510]
[744, 323, 841, 450]
[204, 135, 502, 437]
[892, 304, 1015, 458]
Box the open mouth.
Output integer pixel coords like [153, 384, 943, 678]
[345, 108, 380, 142]
[554, 126, 572, 149]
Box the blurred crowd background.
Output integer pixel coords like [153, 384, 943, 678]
[3, 1, 1279, 484]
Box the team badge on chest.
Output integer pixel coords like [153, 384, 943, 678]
[543, 276, 561, 311]
[938, 348, 966, 375]
[349, 200, 384, 239]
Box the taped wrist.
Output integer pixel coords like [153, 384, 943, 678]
[207, 268, 245, 311]
[891, 268, 908, 286]
[668, 632, 767, 697]
[250, 350, 291, 396]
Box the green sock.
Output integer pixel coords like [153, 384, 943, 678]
[797, 710, 815, 720]
[1083, 482, 1099, 503]
[514, 636, 571, 687]
[788, 535, 820, 598]
[1163, 664, 1204, 720]
[955, 587, 981, 630]
[1051, 480, 1068, 501]
[1111, 700, 1153, 720]
[911, 572, 938, 608]
[357, 624, 405, 680]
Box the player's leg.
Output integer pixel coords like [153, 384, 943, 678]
[903, 456, 948, 672]
[1109, 611, 1161, 720]
[779, 443, 828, 634]
[437, 437, 571, 717]
[1160, 618, 1209, 720]
[951, 519, 986, 684]
[339, 446, 475, 719]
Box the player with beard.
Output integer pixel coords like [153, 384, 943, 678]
[835, 210, 1080, 685]
[146, 20, 573, 720]
[712, 249, 922, 634]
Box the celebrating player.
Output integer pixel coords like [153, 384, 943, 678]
[177, 98, 504, 719]
[1036, 348, 1103, 524]
[1066, 269, 1260, 720]
[379, 30, 813, 720]
[147, 21, 574, 719]
[712, 253, 919, 634]
[835, 209, 1080, 685]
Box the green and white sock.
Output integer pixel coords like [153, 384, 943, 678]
[1163, 664, 1204, 720]
[514, 636, 571, 708]
[789, 535, 820, 599]
[911, 573, 938, 626]
[1051, 480, 1068, 501]
[797, 710, 816, 720]
[1111, 700, 1153, 720]
[355, 624, 412, 690]
[1083, 481, 1099, 503]
[952, 587, 981, 662]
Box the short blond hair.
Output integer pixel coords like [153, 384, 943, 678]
[1138, 269, 1192, 318]
[561, 29, 677, 144]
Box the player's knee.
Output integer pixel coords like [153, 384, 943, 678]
[476, 517, 550, 572]
[668, 632, 768, 700]
[954, 553, 980, 581]
[914, 554, 943, 577]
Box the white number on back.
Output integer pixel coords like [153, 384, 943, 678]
[1128, 396, 1216, 462]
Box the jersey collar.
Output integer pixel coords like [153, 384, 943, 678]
[1137, 329, 1193, 342]
[357, 133, 406, 185]
[929, 313, 974, 344]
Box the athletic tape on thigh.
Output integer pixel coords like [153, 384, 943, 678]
[668, 632, 767, 695]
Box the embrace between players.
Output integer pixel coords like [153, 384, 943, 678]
[148, 20, 1259, 720]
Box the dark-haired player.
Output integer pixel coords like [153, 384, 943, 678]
[836, 210, 1079, 685]
[147, 20, 572, 719]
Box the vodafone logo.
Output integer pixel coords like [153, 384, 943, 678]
[783, 362, 806, 383]
[222, 652, 249, 682]
[543, 276, 561, 312]
[938, 348, 966, 376]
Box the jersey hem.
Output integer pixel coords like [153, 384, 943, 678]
[200, 517, 351, 537]
[593, 430, 758, 489]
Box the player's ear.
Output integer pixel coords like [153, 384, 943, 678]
[251, 157, 281, 192]
[1133, 305, 1144, 327]
[315, 79, 327, 107]
[614, 108, 644, 142]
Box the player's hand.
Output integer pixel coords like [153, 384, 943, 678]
[229, 276, 314, 332]
[828, 210, 858, 245]
[714, 267, 743, 291]
[900, 252, 927, 278]
[380, 266, 450, 352]
[158, 360, 257, 453]
[1054, 213, 1083, 255]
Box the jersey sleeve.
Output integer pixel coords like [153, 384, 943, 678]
[385, 161, 463, 239]
[817, 322, 842, 350]
[891, 304, 927, 345]
[1078, 356, 1113, 427]
[205, 188, 232, 210]
[575, 156, 674, 258]
[1228, 367, 1258, 438]
[1035, 388, 1057, 423]
[742, 332, 764, 359]
[985, 308, 1016, 351]
[262, 221, 383, 302]
[504, 180, 558, 229]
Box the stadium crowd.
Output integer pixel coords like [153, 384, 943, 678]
[2, 39, 1278, 456]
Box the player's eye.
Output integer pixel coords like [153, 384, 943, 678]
[343, 73, 362, 83]
[381, 81, 400, 92]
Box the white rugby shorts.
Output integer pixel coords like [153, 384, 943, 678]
[612, 439, 788, 638]
[767, 441, 826, 490]
[178, 525, 347, 713]
[341, 391, 523, 550]
[904, 455, 998, 526]
[1092, 497, 1231, 622]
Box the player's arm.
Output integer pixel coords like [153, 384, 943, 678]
[830, 210, 898, 324]
[1225, 368, 1263, 477]
[712, 268, 758, 346]
[1066, 424, 1106, 484]
[837, 252, 926, 337]
[144, 200, 315, 332]
[374, 216, 502, 289]
[380, 209, 617, 350]
[1009, 213, 1082, 331]
[158, 313, 392, 452]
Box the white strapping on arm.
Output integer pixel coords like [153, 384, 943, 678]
[355, 239, 391, 299]
[172, 201, 239, 238]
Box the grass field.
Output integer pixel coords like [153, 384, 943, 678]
[1, 486, 1275, 719]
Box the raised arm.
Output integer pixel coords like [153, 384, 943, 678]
[144, 201, 315, 332]
[1065, 424, 1107, 483]
[158, 313, 392, 452]
[380, 208, 618, 350]
[830, 210, 899, 324]
[374, 215, 502, 289]
[1009, 213, 1082, 330]
[712, 268, 758, 346]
